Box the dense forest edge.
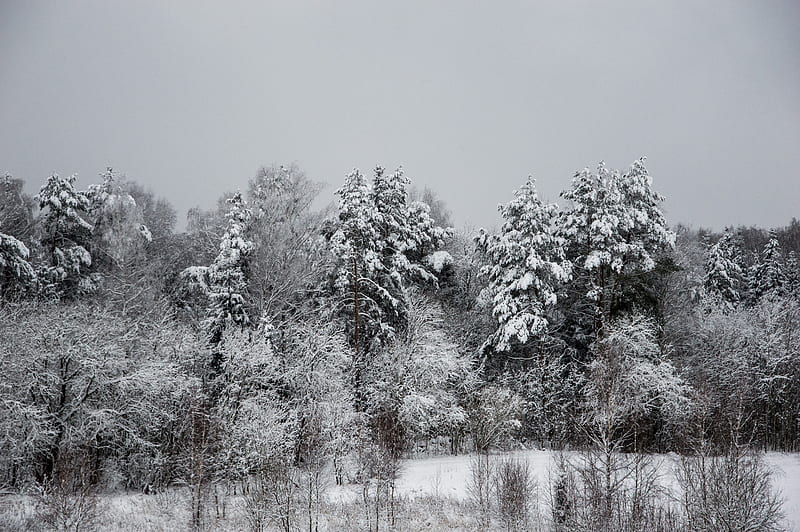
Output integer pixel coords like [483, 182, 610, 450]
[1, 159, 798, 531]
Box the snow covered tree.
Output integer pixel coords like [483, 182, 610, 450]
[0, 232, 36, 299]
[0, 303, 199, 488]
[432, 227, 498, 364]
[36, 173, 95, 296]
[214, 323, 298, 481]
[182, 191, 254, 344]
[369, 166, 451, 306]
[325, 166, 451, 408]
[364, 292, 476, 454]
[0, 176, 37, 298]
[785, 251, 799, 297]
[687, 295, 800, 449]
[748, 232, 787, 301]
[466, 384, 525, 452]
[213, 314, 357, 528]
[1, 173, 36, 243]
[583, 314, 692, 454]
[704, 229, 744, 305]
[124, 181, 177, 241]
[559, 158, 675, 333]
[246, 164, 329, 323]
[178, 195, 258, 518]
[85, 167, 152, 270]
[326, 169, 383, 354]
[409, 186, 452, 228]
[403, 196, 453, 273]
[512, 337, 584, 447]
[476, 177, 571, 351]
[271, 318, 358, 486]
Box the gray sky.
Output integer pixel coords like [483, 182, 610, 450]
[1, 1, 798, 231]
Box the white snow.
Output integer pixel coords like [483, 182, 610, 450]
[138, 223, 152, 242]
[427, 250, 453, 273]
[328, 450, 800, 528]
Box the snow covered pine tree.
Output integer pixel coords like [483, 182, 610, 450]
[36, 173, 95, 296]
[477, 177, 571, 351]
[182, 191, 254, 345]
[325, 166, 451, 408]
[704, 229, 745, 305]
[559, 158, 675, 333]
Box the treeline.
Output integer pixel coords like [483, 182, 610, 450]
[0, 160, 798, 505]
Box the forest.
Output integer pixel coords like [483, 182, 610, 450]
[1, 159, 799, 531]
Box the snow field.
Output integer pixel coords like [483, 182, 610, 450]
[330, 450, 800, 529]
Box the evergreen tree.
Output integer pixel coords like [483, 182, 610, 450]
[325, 166, 450, 409]
[36, 173, 95, 296]
[559, 158, 675, 333]
[476, 177, 571, 351]
[704, 230, 744, 304]
[203, 192, 254, 342]
[327, 166, 450, 350]
[0, 232, 36, 299]
[748, 232, 787, 301]
[370, 166, 450, 299]
[182, 192, 254, 344]
[785, 251, 799, 297]
[327, 168, 384, 353]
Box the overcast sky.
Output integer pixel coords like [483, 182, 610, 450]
[1, 1, 798, 231]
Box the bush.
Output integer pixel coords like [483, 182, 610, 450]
[467, 453, 495, 529]
[467, 386, 524, 453]
[36, 456, 98, 532]
[551, 450, 680, 532]
[678, 444, 784, 531]
[243, 461, 300, 532]
[496, 457, 536, 532]
[357, 441, 402, 532]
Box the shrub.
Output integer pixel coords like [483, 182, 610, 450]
[496, 457, 536, 532]
[36, 455, 98, 532]
[467, 453, 495, 529]
[678, 444, 784, 531]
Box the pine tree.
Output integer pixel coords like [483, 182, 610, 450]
[204, 192, 254, 342]
[325, 166, 451, 409]
[370, 166, 450, 292]
[36, 173, 95, 296]
[704, 230, 744, 304]
[0, 232, 36, 298]
[476, 177, 571, 351]
[327, 169, 384, 352]
[748, 232, 787, 301]
[559, 158, 675, 332]
[327, 166, 450, 350]
[785, 251, 799, 297]
[183, 192, 254, 344]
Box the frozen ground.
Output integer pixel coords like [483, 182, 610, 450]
[2, 451, 797, 530]
[765, 453, 800, 530]
[331, 450, 800, 529]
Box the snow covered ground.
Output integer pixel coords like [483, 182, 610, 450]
[332, 450, 800, 529]
[767, 452, 800, 530]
